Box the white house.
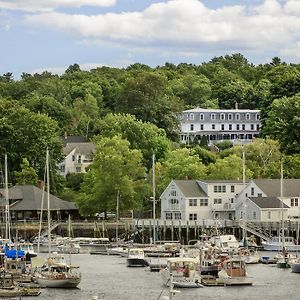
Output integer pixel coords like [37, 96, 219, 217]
[178, 107, 261, 145]
[235, 196, 289, 223]
[58, 137, 95, 176]
[160, 179, 247, 221]
[235, 179, 300, 220]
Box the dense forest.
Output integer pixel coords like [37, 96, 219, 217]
[1, 53, 300, 216]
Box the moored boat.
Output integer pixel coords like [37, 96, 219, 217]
[160, 257, 203, 288]
[127, 248, 148, 267]
[290, 257, 300, 273]
[217, 255, 253, 286]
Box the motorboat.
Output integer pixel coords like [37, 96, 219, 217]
[217, 255, 253, 286]
[57, 240, 81, 254]
[290, 257, 300, 273]
[239, 247, 260, 264]
[160, 257, 203, 288]
[127, 248, 148, 267]
[209, 235, 240, 253]
[262, 236, 299, 251]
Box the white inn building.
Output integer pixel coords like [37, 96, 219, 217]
[178, 107, 261, 145]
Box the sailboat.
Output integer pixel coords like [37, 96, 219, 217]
[276, 160, 291, 269]
[290, 208, 300, 273]
[239, 146, 259, 264]
[33, 149, 81, 288]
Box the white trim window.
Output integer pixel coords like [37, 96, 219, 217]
[200, 113, 204, 120]
[189, 113, 194, 120]
[228, 113, 233, 120]
[189, 199, 197, 206]
[166, 212, 172, 220]
[200, 199, 208, 206]
[213, 198, 222, 204]
[174, 212, 181, 220]
[170, 190, 177, 196]
[235, 113, 240, 120]
[246, 113, 250, 120]
[189, 213, 197, 221]
[220, 113, 225, 120]
[211, 113, 216, 120]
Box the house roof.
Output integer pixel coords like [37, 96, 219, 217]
[183, 108, 260, 113]
[173, 180, 207, 197]
[61, 135, 87, 147]
[64, 142, 95, 156]
[252, 179, 300, 197]
[200, 180, 248, 184]
[0, 185, 77, 211]
[248, 196, 289, 209]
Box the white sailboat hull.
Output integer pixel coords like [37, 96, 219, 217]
[35, 274, 80, 288]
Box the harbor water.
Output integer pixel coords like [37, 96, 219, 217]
[25, 252, 300, 300]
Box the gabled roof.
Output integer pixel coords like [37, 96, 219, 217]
[183, 108, 260, 113]
[200, 180, 248, 184]
[173, 180, 207, 197]
[64, 142, 95, 156]
[248, 196, 289, 209]
[252, 179, 300, 197]
[0, 185, 77, 211]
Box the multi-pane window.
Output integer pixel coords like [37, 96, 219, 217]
[170, 190, 177, 196]
[211, 113, 216, 120]
[267, 211, 271, 219]
[221, 124, 225, 130]
[200, 124, 204, 130]
[200, 114, 204, 120]
[236, 114, 240, 120]
[242, 124, 245, 130]
[229, 124, 232, 130]
[190, 124, 194, 131]
[169, 198, 179, 210]
[174, 212, 181, 220]
[212, 124, 215, 130]
[189, 113, 194, 120]
[236, 124, 240, 130]
[189, 199, 197, 206]
[220, 113, 225, 120]
[256, 124, 260, 131]
[189, 213, 197, 221]
[166, 212, 172, 220]
[231, 185, 235, 193]
[200, 199, 208, 206]
[246, 113, 250, 120]
[228, 114, 233, 120]
[213, 198, 222, 204]
[253, 211, 257, 220]
[251, 187, 255, 196]
[214, 185, 226, 193]
[251, 124, 254, 130]
[291, 198, 299, 207]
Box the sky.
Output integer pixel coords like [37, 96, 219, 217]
[1, 0, 300, 78]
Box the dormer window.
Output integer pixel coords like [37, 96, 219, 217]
[256, 114, 260, 120]
[246, 113, 250, 120]
[220, 113, 225, 120]
[228, 113, 233, 120]
[211, 113, 216, 120]
[200, 113, 204, 120]
[235, 113, 240, 120]
[189, 113, 194, 120]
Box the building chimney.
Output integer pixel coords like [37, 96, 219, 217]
[235, 102, 239, 110]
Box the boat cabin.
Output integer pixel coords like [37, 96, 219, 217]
[222, 257, 246, 277]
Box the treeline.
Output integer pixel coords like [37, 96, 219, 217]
[0, 53, 300, 215]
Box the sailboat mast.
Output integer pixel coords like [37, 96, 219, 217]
[242, 146, 246, 247]
[46, 148, 51, 256]
[152, 153, 156, 244]
[280, 160, 284, 252]
[4, 153, 11, 241]
[116, 190, 119, 241]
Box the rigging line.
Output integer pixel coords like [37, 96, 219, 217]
[157, 278, 169, 300]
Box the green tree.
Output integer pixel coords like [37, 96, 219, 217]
[76, 136, 147, 216]
[207, 154, 253, 180]
[13, 158, 38, 185]
[264, 94, 300, 154]
[94, 113, 171, 168]
[157, 148, 207, 194]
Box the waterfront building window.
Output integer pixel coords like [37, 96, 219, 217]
[257, 124, 260, 131]
[169, 198, 179, 210]
[78, 155, 81, 163]
[174, 212, 181, 220]
[221, 124, 225, 130]
[220, 113, 225, 120]
[235, 114, 240, 120]
[236, 124, 240, 130]
[229, 124, 232, 130]
[60, 165, 65, 173]
[291, 198, 299, 207]
[200, 124, 204, 130]
[256, 114, 260, 120]
[246, 113, 250, 120]
[170, 190, 177, 196]
[251, 124, 254, 130]
[211, 113, 216, 120]
[228, 213, 233, 220]
[200, 199, 208, 206]
[212, 124, 215, 130]
[189, 199, 197, 206]
[251, 187, 255, 196]
[253, 211, 257, 220]
[190, 124, 194, 131]
[231, 185, 235, 193]
[166, 212, 172, 220]
[267, 211, 271, 219]
[189, 213, 197, 221]
[200, 114, 204, 120]
[72, 155, 75, 161]
[242, 124, 245, 130]
[228, 114, 233, 120]
[214, 185, 226, 193]
[189, 113, 194, 120]
[214, 198, 222, 204]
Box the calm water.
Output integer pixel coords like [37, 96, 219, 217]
[25, 252, 300, 300]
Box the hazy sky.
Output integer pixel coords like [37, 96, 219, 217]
[1, 0, 300, 78]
